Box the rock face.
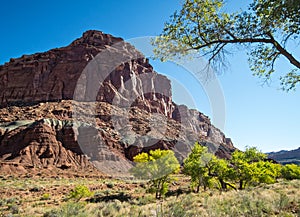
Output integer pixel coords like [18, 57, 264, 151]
[0, 30, 173, 118]
[0, 120, 88, 169]
[172, 104, 234, 159]
[0, 30, 235, 176]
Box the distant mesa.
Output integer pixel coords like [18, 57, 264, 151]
[0, 30, 235, 177]
[268, 147, 300, 165]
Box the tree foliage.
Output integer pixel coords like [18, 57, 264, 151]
[280, 163, 300, 180]
[230, 147, 271, 189]
[210, 157, 236, 190]
[131, 145, 300, 197]
[154, 0, 300, 90]
[183, 143, 288, 192]
[183, 142, 214, 192]
[130, 149, 180, 199]
[253, 160, 281, 184]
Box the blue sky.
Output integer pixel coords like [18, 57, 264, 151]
[1, 0, 299, 152]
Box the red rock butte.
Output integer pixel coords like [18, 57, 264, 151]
[0, 30, 235, 177]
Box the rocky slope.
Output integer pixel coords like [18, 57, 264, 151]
[0, 30, 235, 176]
[268, 147, 300, 165]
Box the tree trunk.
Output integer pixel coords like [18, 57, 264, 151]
[239, 180, 244, 190]
[156, 180, 161, 199]
[219, 178, 227, 190]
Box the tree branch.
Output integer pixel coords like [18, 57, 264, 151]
[196, 15, 208, 44]
[190, 37, 273, 50]
[282, 32, 294, 47]
[209, 43, 227, 62]
[223, 28, 238, 40]
[270, 52, 280, 72]
[267, 32, 300, 69]
[183, 29, 193, 47]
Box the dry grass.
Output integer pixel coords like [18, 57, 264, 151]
[0, 175, 299, 217]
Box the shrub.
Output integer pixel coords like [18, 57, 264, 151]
[43, 202, 86, 217]
[135, 195, 156, 205]
[106, 182, 114, 188]
[8, 204, 19, 214]
[41, 193, 51, 200]
[68, 185, 94, 202]
[43, 210, 59, 217]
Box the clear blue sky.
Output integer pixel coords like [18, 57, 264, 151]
[1, 0, 299, 152]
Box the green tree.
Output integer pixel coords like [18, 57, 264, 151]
[253, 160, 281, 184]
[183, 142, 214, 192]
[154, 0, 300, 90]
[210, 157, 236, 190]
[130, 149, 180, 199]
[230, 147, 267, 189]
[281, 164, 300, 180]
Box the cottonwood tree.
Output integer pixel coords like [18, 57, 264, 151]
[183, 142, 214, 192]
[281, 163, 300, 180]
[210, 157, 236, 190]
[230, 147, 267, 189]
[130, 149, 180, 199]
[253, 160, 281, 184]
[154, 0, 300, 90]
[183, 143, 291, 191]
[183, 142, 233, 192]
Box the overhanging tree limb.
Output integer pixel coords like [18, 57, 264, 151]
[191, 38, 273, 50]
[266, 32, 300, 69]
[154, 0, 300, 90]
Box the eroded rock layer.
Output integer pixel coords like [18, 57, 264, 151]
[0, 30, 235, 176]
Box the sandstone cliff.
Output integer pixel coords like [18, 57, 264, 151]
[0, 30, 173, 118]
[0, 30, 235, 176]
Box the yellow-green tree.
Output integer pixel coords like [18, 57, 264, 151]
[210, 157, 236, 190]
[130, 149, 180, 199]
[281, 164, 300, 180]
[230, 147, 268, 189]
[183, 142, 214, 192]
[253, 160, 281, 184]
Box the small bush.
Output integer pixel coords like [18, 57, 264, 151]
[30, 186, 41, 192]
[68, 185, 94, 202]
[7, 204, 19, 214]
[5, 197, 17, 204]
[43, 210, 59, 217]
[135, 195, 156, 206]
[106, 182, 114, 188]
[41, 193, 51, 200]
[277, 193, 290, 211]
[43, 202, 86, 217]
